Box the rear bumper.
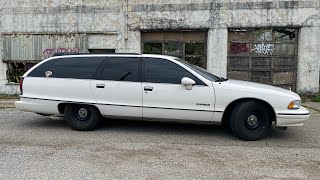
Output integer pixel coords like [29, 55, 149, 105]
[15, 97, 60, 115]
[15, 100, 26, 111]
[276, 107, 310, 127]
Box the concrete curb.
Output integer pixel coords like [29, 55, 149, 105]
[302, 102, 320, 113]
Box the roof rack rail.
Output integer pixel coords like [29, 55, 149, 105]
[53, 52, 141, 57]
[111, 53, 141, 55]
[53, 52, 88, 56]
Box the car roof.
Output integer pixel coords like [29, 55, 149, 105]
[50, 53, 177, 61]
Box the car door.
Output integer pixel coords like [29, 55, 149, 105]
[91, 56, 142, 119]
[142, 57, 215, 122]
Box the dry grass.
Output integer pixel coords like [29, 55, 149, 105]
[0, 94, 19, 100]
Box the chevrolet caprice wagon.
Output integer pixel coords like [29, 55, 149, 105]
[15, 53, 310, 140]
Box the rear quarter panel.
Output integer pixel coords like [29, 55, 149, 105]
[23, 77, 95, 103]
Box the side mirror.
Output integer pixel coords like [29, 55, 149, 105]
[181, 77, 196, 90]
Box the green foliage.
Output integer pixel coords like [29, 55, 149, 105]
[312, 95, 320, 102]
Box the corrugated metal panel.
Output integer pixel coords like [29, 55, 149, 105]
[2, 34, 88, 61]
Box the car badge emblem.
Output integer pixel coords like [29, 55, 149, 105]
[45, 71, 52, 77]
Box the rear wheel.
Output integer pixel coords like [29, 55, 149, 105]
[230, 101, 271, 141]
[64, 104, 101, 131]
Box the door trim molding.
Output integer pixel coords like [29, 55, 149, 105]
[21, 96, 222, 113]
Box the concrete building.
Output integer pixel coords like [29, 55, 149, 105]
[0, 0, 319, 95]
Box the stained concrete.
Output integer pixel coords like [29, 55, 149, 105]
[0, 0, 319, 94]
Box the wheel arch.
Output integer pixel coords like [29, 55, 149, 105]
[221, 98, 276, 127]
[58, 103, 101, 115]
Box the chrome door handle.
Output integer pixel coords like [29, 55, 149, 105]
[144, 86, 153, 91]
[96, 84, 105, 88]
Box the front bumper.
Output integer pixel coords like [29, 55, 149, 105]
[276, 106, 310, 127]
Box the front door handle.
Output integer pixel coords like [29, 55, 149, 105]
[144, 86, 153, 91]
[96, 84, 105, 88]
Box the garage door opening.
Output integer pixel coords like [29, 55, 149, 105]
[227, 28, 298, 91]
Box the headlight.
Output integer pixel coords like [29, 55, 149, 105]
[288, 100, 301, 109]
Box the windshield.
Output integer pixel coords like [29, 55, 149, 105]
[175, 58, 220, 82]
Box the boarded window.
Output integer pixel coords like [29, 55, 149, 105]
[142, 31, 207, 69]
[227, 28, 298, 91]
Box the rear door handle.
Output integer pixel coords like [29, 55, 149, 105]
[96, 84, 105, 88]
[144, 86, 153, 91]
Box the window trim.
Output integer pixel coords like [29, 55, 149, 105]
[92, 57, 109, 80]
[142, 57, 207, 86]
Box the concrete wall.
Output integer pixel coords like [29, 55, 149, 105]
[207, 28, 228, 78]
[297, 26, 320, 93]
[0, 0, 320, 94]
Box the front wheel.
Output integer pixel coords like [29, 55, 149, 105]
[230, 101, 271, 141]
[64, 104, 101, 131]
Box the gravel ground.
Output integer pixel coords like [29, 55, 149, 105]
[0, 108, 319, 180]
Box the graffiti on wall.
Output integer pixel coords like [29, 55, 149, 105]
[230, 43, 249, 54]
[253, 44, 274, 55]
[43, 48, 80, 58]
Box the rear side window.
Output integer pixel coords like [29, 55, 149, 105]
[28, 60, 55, 77]
[48, 57, 105, 79]
[144, 58, 205, 85]
[100, 57, 139, 82]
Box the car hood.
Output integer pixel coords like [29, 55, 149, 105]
[218, 79, 300, 99]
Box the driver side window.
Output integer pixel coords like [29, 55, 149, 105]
[143, 57, 205, 85]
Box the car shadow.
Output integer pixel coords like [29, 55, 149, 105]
[22, 116, 304, 144]
[22, 116, 69, 129]
[100, 118, 232, 137]
[22, 116, 235, 139]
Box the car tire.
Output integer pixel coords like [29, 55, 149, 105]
[64, 104, 101, 131]
[230, 101, 271, 141]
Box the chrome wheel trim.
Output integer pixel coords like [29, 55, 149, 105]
[247, 114, 258, 126]
[77, 108, 88, 119]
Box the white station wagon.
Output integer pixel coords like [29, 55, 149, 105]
[15, 54, 310, 140]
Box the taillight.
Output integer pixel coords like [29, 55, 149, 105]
[19, 77, 24, 95]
